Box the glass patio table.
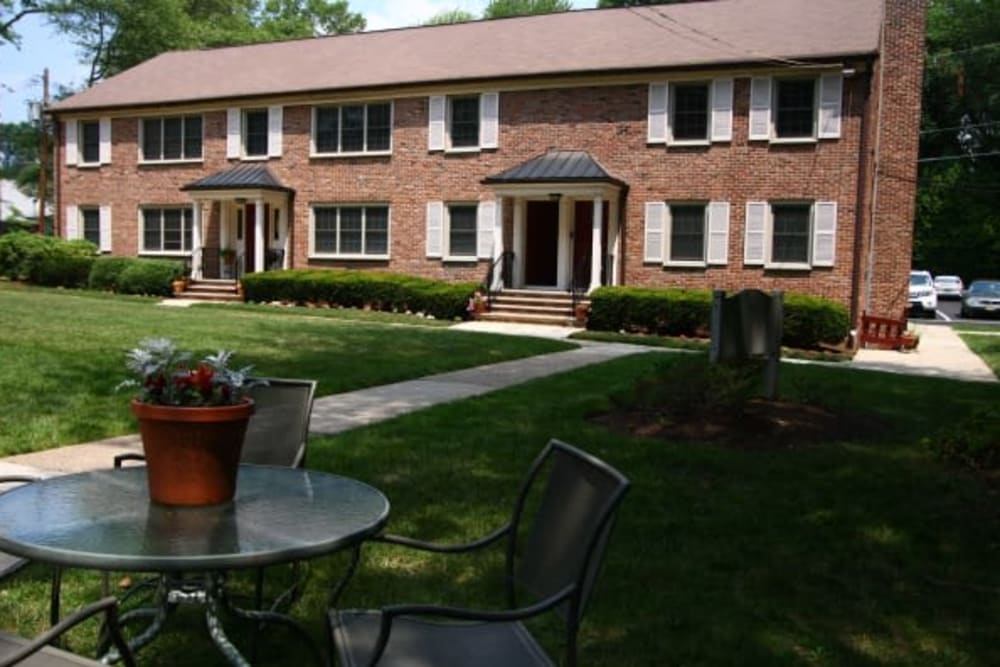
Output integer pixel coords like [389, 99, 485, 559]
[0, 464, 390, 666]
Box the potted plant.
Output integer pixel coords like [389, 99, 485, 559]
[119, 338, 263, 506]
[466, 290, 487, 318]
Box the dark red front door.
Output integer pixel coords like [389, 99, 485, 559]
[525, 201, 559, 287]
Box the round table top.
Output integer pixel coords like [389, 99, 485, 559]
[0, 465, 390, 572]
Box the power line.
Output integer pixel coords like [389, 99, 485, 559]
[917, 151, 1000, 163]
[927, 41, 1000, 61]
[921, 120, 1000, 135]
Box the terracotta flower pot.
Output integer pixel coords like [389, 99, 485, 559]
[130, 399, 255, 506]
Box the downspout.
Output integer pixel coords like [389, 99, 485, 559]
[863, 3, 889, 313]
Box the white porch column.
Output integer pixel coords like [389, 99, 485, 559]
[556, 196, 571, 290]
[191, 201, 203, 280]
[254, 198, 265, 274]
[491, 197, 505, 291]
[609, 197, 621, 286]
[588, 196, 604, 292]
[513, 198, 526, 288]
[280, 205, 288, 268]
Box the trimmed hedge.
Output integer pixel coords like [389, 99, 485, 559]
[89, 257, 138, 291]
[116, 259, 185, 297]
[241, 269, 477, 320]
[0, 232, 97, 287]
[588, 286, 849, 350]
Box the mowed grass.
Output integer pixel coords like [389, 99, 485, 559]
[958, 331, 1000, 375]
[0, 282, 571, 455]
[2, 349, 999, 666]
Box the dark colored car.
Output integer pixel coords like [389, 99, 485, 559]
[961, 280, 1000, 319]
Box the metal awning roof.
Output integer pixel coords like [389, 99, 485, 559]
[181, 164, 293, 193]
[482, 151, 626, 188]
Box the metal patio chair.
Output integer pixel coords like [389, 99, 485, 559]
[328, 439, 631, 667]
[0, 597, 136, 667]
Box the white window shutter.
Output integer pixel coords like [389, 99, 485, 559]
[479, 92, 499, 149]
[428, 96, 446, 151]
[710, 78, 733, 142]
[749, 77, 772, 141]
[65, 205, 79, 240]
[268, 106, 283, 157]
[99, 117, 112, 164]
[818, 73, 843, 139]
[643, 202, 665, 263]
[477, 200, 496, 259]
[812, 201, 837, 266]
[98, 205, 112, 252]
[65, 121, 78, 166]
[744, 202, 768, 265]
[307, 208, 315, 257]
[226, 108, 240, 158]
[647, 83, 668, 144]
[706, 201, 730, 265]
[426, 201, 444, 258]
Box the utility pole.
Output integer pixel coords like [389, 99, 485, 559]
[37, 68, 49, 234]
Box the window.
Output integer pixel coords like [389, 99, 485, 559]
[141, 115, 203, 161]
[313, 102, 392, 154]
[312, 205, 389, 257]
[428, 93, 499, 151]
[81, 207, 101, 246]
[80, 121, 100, 164]
[744, 201, 837, 268]
[671, 83, 709, 142]
[243, 109, 269, 157]
[142, 207, 194, 253]
[447, 204, 478, 258]
[645, 201, 729, 266]
[668, 204, 706, 262]
[774, 79, 816, 139]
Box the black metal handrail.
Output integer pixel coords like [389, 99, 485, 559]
[481, 250, 514, 308]
[571, 257, 589, 311]
[235, 252, 245, 283]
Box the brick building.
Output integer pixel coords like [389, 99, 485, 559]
[49, 0, 925, 322]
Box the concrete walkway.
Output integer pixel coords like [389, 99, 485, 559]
[1, 320, 994, 478]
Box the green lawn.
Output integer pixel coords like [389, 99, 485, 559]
[1, 286, 999, 666]
[957, 330, 1000, 375]
[0, 282, 571, 455]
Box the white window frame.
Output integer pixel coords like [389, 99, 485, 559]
[425, 200, 495, 261]
[668, 82, 711, 146]
[139, 206, 195, 255]
[428, 92, 499, 153]
[310, 101, 394, 157]
[138, 114, 204, 164]
[744, 200, 837, 269]
[308, 204, 391, 260]
[241, 108, 271, 159]
[664, 202, 709, 267]
[444, 202, 480, 260]
[73, 119, 110, 167]
[648, 78, 732, 146]
[750, 74, 842, 144]
[770, 77, 819, 144]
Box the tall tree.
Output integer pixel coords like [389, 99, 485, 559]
[597, 0, 686, 7]
[483, 0, 572, 20]
[0, 0, 52, 46]
[424, 8, 476, 25]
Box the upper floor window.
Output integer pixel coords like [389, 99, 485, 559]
[643, 201, 729, 266]
[313, 102, 392, 155]
[227, 106, 282, 159]
[141, 115, 203, 161]
[744, 200, 837, 269]
[142, 207, 194, 253]
[749, 73, 843, 142]
[427, 92, 499, 152]
[311, 204, 389, 258]
[647, 79, 732, 145]
[66, 118, 110, 166]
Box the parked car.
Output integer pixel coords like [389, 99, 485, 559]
[961, 280, 1000, 319]
[933, 274, 964, 299]
[908, 270, 937, 315]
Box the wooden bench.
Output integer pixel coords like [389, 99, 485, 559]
[859, 311, 908, 349]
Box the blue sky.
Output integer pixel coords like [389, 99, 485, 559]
[0, 0, 592, 124]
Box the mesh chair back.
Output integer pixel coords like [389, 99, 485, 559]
[240, 378, 317, 468]
[509, 440, 629, 624]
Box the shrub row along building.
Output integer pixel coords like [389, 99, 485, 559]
[50, 0, 925, 324]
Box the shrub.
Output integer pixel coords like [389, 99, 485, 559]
[116, 259, 185, 296]
[782, 293, 850, 349]
[928, 407, 1000, 470]
[241, 269, 476, 319]
[0, 231, 55, 280]
[90, 257, 138, 291]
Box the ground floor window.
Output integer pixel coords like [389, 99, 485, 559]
[312, 205, 389, 257]
[142, 207, 193, 253]
[770, 203, 811, 264]
[667, 203, 706, 263]
[744, 200, 836, 268]
[81, 207, 101, 246]
[446, 204, 478, 258]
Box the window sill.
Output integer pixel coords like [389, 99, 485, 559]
[309, 253, 390, 261]
[667, 139, 710, 148]
[139, 251, 193, 257]
[238, 155, 271, 162]
[139, 158, 203, 166]
[75, 162, 103, 169]
[443, 255, 480, 263]
[764, 262, 812, 271]
[664, 260, 707, 268]
[769, 137, 818, 145]
[310, 150, 392, 159]
[444, 146, 481, 154]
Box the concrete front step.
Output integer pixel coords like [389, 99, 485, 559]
[175, 280, 242, 302]
[478, 311, 579, 326]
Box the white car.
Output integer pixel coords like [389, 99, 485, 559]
[908, 270, 937, 315]
[933, 275, 964, 299]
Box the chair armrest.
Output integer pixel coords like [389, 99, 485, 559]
[0, 476, 39, 486]
[364, 584, 577, 667]
[113, 453, 146, 469]
[0, 596, 137, 667]
[371, 523, 511, 554]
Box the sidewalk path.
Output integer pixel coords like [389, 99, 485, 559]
[2, 320, 994, 478]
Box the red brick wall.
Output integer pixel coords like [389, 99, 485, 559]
[58, 2, 925, 318]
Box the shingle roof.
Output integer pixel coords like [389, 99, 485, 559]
[51, 0, 882, 113]
[483, 151, 625, 187]
[180, 164, 292, 192]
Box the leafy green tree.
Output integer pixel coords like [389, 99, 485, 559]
[0, 121, 38, 176]
[597, 0, 684, 6]
[0, 0, 53, 46]
[424, 8, 476, 25]
[483, 0, 572, 20]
